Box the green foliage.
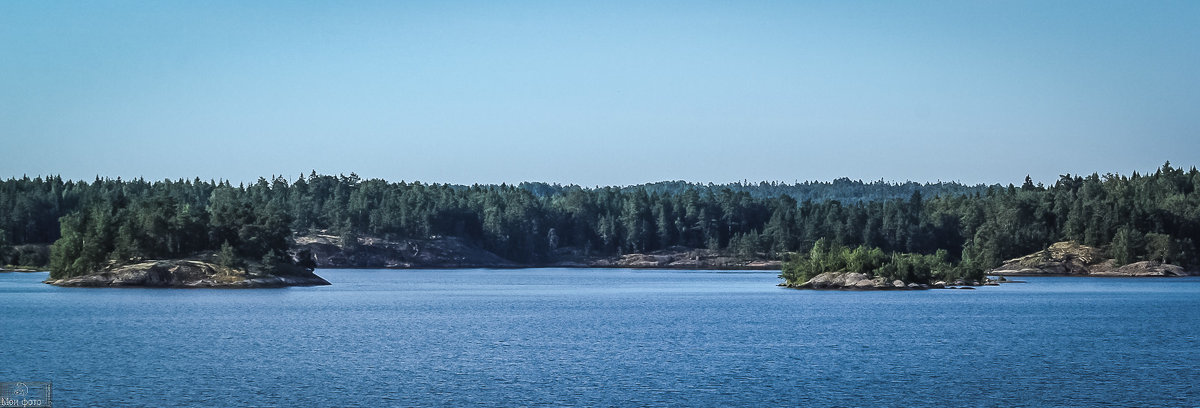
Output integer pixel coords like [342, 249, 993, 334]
[49, 211, 109, 279]
[15, 245, 48, 267]
[782, 239, 890, 285]
[1111, 226, 1143, 265]
[0, 244, 48, 268]
[294, 248, 318, 271]
[338, 218, 359, 251]
[875, 251, 951, 284]
[730, 230, 766, 260]
[216, 241, 239, 268]
[1143, 233, 1176, 264]
[259, 249, 289, 274]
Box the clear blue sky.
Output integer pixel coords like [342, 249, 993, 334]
[2, 1, 1197, 186]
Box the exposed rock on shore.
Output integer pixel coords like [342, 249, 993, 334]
[293, 234, 781, 270]
[563, 246, 781, 270]
[989, 241, 1193, 277]
[44, 260, 330, 288]
[1099, 261, 1187, 277]
[783, 272, 1002, 290]
[788, 271, 929, 290]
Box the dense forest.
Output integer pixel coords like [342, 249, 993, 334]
[3, 163, 1199, 281]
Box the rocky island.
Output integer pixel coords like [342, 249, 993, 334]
[791, 271, 999, 290]
[782, 240, 1196, 291]
[37, 182, 336, 288]
[777, 238, 996, 291]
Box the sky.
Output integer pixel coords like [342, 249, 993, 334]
[2, 1, 1198, 187]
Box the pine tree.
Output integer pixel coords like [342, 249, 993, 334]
[217, 241, 238, 268]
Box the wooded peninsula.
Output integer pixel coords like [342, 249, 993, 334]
[1, 163, 1197, 287]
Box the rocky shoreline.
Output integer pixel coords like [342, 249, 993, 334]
[0, 266, 42, 273]
[292, 234, 781, 270]
[989, 241, 1195, 277]
[25, 238, 1200, 290]
[44, 260, 330, 288]
[783, 271, 1013, 291]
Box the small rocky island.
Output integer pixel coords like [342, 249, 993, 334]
[778, 239, 998, 291]
[783, 240, 1196, 292]
[45, 258, 330, 288]
[37, 183, 335, 288]
[793, 271, 996, 290]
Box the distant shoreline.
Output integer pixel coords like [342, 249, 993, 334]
[312, 264, 780, 271]
[987, 272, 1197, 278]
[293, 233, 782, 272]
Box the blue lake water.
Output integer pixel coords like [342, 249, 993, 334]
[1, 269, 1198, 407]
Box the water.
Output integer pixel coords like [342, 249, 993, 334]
[1, 269, 1198, 407]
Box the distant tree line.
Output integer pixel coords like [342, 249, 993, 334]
[2, 163, 1199, 277]
[518, 179, 991, 203]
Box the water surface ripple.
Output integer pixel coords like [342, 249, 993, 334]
[1, 269, 1197, 407]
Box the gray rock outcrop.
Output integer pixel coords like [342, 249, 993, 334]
[44, 260, 330, 288]
[794, 271, 924, 290]
[990, 241, 1194, 277]
[1098, 261, 1188, 277]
